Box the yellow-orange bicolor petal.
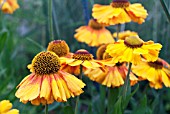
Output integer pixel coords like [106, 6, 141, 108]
[92, 4, 131, 25]
[61, 64, 80, 75]
[109, 9, 131, 25]
[15, 71, 86, 105]
[85, 64, 138, 88]
[125, 3, 148, 24]
[16, 74, 41, 102]
[113, 30, 138, 40]
[132, 59, 170, 89]
[92, 2, 148, 25]
[74, 26, 114, 47]
[40, 75, 51, 100]
[74, 26, 92, 44]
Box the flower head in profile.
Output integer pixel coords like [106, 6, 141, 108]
[15, 51, 85, 105]
[92, 0, 148, 25]
[74, 19, 115, 47]
[113, 30, 138, 40]
[85, 62, 138, 88]
[85, 47, 138, 87]
[47, 40, 70, 57]
[0, 0, 19, 14]
[132, 58, 170, 89]
[60, 49, 103, 75]
[106, 35, 162, 65]
[0, 100, 19, 114]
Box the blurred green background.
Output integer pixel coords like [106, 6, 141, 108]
[0, 0, 170, 114]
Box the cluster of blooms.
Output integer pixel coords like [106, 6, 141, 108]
[14, 0, 170, 106]
[1, 0, 170, 112]
[73, 0, 170, 90]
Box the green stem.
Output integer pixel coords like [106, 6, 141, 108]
[160, 0, 170, 23]
[107, 88, 111, 114]
[122, 62, 132, 99]
[75, 95, 80, 114]
[45, 104, 48, 114]
[48, 0, 54, 40]
[116, 24, 121, 40]
[75, 66, 83, 114]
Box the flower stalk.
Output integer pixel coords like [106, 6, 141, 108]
[48, 0, 54, 40]
[122, 62, 132, 99]
[75, 65, 83, 114]
[116, 24, 121, 40]
[45, 104, 48, 114]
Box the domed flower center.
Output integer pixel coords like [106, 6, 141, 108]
[88, 19, 104, 30]
[111, 0, 130, 8]
[124, 36, 143, 48]
[148, 59, 163, 69]
[96, 44, 107, 60]
[73, 49, 93, 60]
[103, 52, 112, 60]
[47, 40, 70, 57]
[32, 51, 61, 75]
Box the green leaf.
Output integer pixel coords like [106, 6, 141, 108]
[123, 84, 139, 110]
[160, 0, 170, 23]
[0, 31, 8, 52]
[26, 37, 46, 51]
[61, 106, 74, 114]
[99, 85, 106, 114]
[112, 96, 123, 114]
[48, 102, 60, 112]
[132, 95, 147, 114]
[0, 74, 12, 95]
[87, 104, 93, 114]
[107, 87, 119, 114]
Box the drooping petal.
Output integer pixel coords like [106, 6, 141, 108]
[126, 3, 148, 24]
[51, 74, 62, 102]
[40, 75, 51, 100]
[15, 75, 41, 101]
[68, 60, 83, 66]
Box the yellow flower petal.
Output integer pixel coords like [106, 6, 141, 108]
[40, 75, 51, 100]
[51, 75, 62, 101]
[161, 70, 170, 87]
[5, 109, 19, 114]
[0, 100, 12, 113]
[68, 60, 82, 66]
[56, 78, 67, 101]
